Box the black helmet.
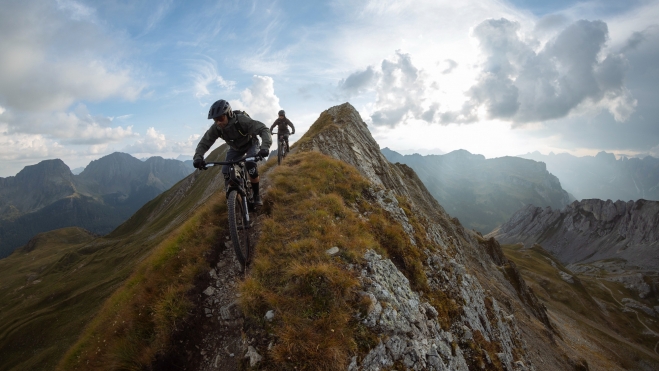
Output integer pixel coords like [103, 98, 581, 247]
[208, 99, 234, 119]
[278, 109, 285, 116]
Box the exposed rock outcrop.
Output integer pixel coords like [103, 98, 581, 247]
[489, 199, 659, 270]
[299, 103, 570, 370]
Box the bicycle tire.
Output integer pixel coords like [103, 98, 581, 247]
[227, 190, 250, 270]
[277, 139, 283, 165]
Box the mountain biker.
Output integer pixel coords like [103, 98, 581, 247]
[193, 99, 272, 206]
[270, 110, 295, 153]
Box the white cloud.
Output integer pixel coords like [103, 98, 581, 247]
[123, 128, 201, 157]
[440, 18, 637, 125]
[3, 104, 137, 145]
[0, 122, 79, 176]
[189, 58, 235, 99]
[0, 124, 72, 161]
[338, 51, 437, 127]
[649, 144, 659, 158]
[441, 59, 458, 74]
[230, 75, 281, 123]
[0, 0, 143, 112]
[123, 127, 167, 153]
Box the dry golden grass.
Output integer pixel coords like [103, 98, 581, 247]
[240, 151, 463, 369]
[56, 195, 228, 371]
[241, 151, 372, 370]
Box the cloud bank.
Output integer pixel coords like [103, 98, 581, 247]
[231, 75, 281, 123]
[443, 18, 636, 125]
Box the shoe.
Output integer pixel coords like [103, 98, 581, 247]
[253, 194, 263, 206]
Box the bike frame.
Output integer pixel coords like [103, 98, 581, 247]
[205, 155, 262, 226]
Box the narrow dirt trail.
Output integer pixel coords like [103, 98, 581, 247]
[596, 278, 659, 355]
[156, 158, 280, 371]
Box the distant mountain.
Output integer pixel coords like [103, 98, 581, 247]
[394, 147, 446, 156]
[0, 159, 77, 218]
[0, 145, 228, 371]
[489, 199, 659, 271]
[0, 152, 194, 258]
[71, 167, 85, 175]
[381, 148, 572, 233]
[518, 151, 659, 202]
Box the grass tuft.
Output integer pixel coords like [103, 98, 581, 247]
[56, 198, 228, 371]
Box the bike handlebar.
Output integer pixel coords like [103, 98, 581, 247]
[203, 154, 264, 167]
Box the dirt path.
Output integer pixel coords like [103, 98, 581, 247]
[155, 160, 281, 371]
[155, 226, 256, 371]
[596, 279, 659, 355]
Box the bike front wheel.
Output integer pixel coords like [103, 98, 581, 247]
[277, 140, 283, 165]
[227, 190, 250, 270]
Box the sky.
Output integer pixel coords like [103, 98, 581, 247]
[1, 0, 659, 177]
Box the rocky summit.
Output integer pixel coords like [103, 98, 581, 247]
[291, 103, 575, 370]
[489, 199, 659, 271]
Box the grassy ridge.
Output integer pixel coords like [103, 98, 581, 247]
[57, 197, 227, 370]
[240, 151, 374, 370]
[240, 151, 461, 370]
[502, 244, 659, 368]
[0, 146, 228, 371]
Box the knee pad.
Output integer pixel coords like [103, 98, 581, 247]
[245, 161, 259, 179]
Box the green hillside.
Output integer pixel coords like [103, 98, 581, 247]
[0, 153, 194, 258]
[502, 244, 659, 369]
[0, 145, 228, 371]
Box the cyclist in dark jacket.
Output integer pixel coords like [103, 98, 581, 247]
[270, 110, 295, 152]
[193, 99, 272, 206]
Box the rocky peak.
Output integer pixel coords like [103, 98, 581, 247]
[295, 102, 573, 370]
[297, 102, 445, 218]
[490, 198, 659, 270]
[0, 159, 76, 215]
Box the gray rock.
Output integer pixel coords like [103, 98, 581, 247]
[490, 199, 659, 271]
[326, 246, 340, 255]
[622, 298, 656, 317]
[559, 271, 574, 284]
[202, 286, 216, 296]
[244, 346, 262, 367]
[219, 301, 239, 321]
[265, 310, 275, 321]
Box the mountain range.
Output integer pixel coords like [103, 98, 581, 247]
[490, 199, 659, 271]
[1, 103, 658, 370]
[0, 153, 194, 258]
[519, 151, 659, 202]
[381, 148, 572, 234]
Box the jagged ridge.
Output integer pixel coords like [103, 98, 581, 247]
[489, 198, 659, 270]
[273, 103, 568, 370]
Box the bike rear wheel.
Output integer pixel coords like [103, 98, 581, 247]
[227, 190, 250, 270]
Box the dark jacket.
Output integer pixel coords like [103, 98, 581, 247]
[194, 113, 272, 160]
[270, 117, 295, 135]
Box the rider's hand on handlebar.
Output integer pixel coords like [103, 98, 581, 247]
[193, 158, 207, 170]
[258, 148, 270, 158]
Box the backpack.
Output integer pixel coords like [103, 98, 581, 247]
[233, 110, 250, 118]
[232, 110, 250, 137]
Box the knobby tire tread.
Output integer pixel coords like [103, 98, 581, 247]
[227, 190, 250, 270]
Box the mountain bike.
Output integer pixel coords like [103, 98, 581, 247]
[204, 154, 263, 271]
[272, 131, 289, 165]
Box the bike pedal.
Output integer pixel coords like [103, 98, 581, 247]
[238, 222, 254, 230]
